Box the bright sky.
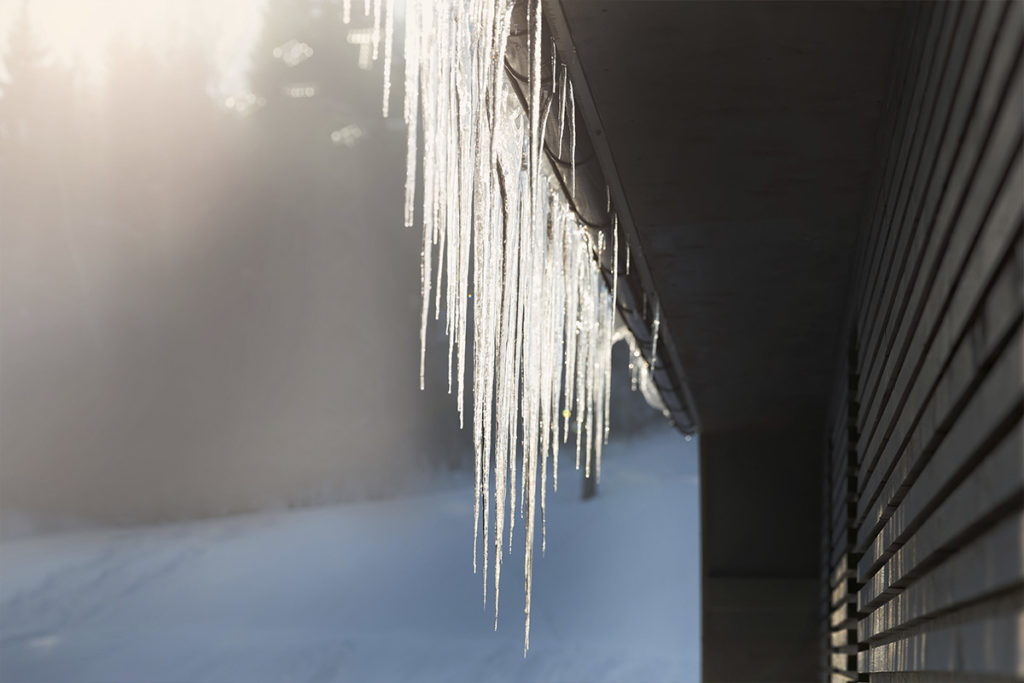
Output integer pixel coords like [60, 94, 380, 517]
[0, 0, 266, 98]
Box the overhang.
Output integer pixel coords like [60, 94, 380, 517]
[551, 0, 906, 434]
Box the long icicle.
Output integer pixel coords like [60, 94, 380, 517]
[364, 0, 634, 653]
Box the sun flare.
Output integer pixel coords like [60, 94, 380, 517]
[0, 0, 265, 98]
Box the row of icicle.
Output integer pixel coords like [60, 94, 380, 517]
[350, 0, 632, 652]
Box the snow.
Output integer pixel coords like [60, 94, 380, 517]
[0, 428, 699, 682]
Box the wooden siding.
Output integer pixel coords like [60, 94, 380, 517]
[823, 1, 1024, 680]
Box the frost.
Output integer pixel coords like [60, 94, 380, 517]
[361, 0, 638, 653]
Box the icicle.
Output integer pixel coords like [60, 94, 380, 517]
[605, 218, 617, 445]
[523, 0, 543, 650]
[381, 0, 395, 117]
[419, 218, 432, 390]
[372, 0, 652, 654]
[557, 66, 567, 157]
[523, 1, 545, 652]
[651, 298, 661, 367]
[402, 0, 420, 228]
[583, 255, 595, 481]
[574, 237, 589, 473]
[569, 79, 576, 196]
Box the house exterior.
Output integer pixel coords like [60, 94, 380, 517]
[550, 1, 1023, 679]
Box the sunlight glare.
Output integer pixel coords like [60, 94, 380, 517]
[0, 0, 266, 98]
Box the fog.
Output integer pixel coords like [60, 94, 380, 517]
[0, 0, 467, 528]
[0, 0, 660, 530]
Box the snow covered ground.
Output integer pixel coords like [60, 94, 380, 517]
[0, 427, 699, 683]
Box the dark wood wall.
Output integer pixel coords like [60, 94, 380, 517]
[823, 1, 1023, 680]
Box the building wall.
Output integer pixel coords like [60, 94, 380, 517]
[823, 1, 1023, 680]
[703, 428, 822, 682]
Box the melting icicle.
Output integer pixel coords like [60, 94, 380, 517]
[362, 0, 660, 654]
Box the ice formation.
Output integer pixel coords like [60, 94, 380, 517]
[359, 0, 646, 652]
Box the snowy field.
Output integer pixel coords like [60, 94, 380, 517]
[0, 428, 699, 683]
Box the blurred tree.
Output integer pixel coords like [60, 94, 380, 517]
[0, 2, 73, 148]
[0, 2, 40, 143]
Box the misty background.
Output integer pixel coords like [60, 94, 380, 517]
[0, 4, 699, 680]
[0, 0, 662, 533]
